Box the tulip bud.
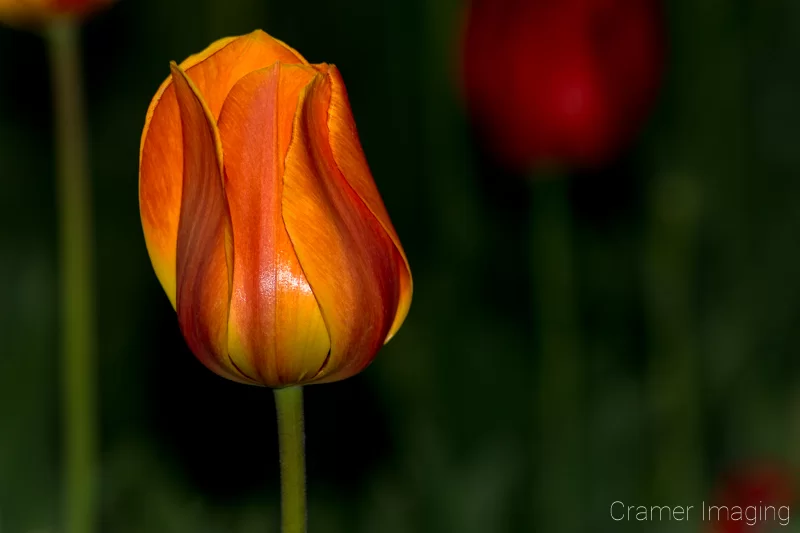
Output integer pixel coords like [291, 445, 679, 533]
[139, 30, 412, 387]
[0, 0, 112, 22]
[462, 0, 663, 169]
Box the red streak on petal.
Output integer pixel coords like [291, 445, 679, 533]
[171, 64, 255, 385]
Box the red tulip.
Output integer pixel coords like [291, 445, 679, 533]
[709, 464, 794, 533]
[139, 31, 412, 387]
[462, 0, 663, 169]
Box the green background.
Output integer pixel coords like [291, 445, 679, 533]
[1, 0, 800, 531]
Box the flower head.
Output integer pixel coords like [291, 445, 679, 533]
[0, 0, 112, 22]
[710, 463, 794, 533]
[139, 30, 412, 387]
[462, 0, 663, 169]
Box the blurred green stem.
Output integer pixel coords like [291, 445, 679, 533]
[645, 174, 702, 503]
[530, 175, 582, 533]
[46, 18, 96, 533]
[274, 386, 307, 533]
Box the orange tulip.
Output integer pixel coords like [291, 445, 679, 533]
[139, 30, 412, 388]
[0, 0, 111, 21]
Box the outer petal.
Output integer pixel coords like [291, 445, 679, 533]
[282, 73, 403, 384]
[218, 64, 331, 387]
[326, 66, 412, 342]
[140, 30, 308, 307]
[170, 64, 255, 385]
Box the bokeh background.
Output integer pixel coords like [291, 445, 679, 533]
[2, 0, 800, 532]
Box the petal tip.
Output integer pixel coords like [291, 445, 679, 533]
[246, 28, 268, 39]
[168, 61, 184, 80]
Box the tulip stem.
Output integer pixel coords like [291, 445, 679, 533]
[530, 174, 583, 533]
[274, 386, 307, 533]
[46, 18, 96, 533]
[644, 174, 702, 503]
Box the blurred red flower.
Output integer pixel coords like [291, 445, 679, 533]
[0, 0, 112, 22]
[709, 464, 794, 533]
[462, 0, 664, 169]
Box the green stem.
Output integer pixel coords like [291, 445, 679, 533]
[644, 174, 702, 503]
[274, 387, 307, 533]
[530, 175, 582, 533]
[46, 18, 96, 533]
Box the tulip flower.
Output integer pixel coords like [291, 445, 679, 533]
[709, 464, 794, 533]
[0, 0, 111, 21]
[462, 0, 663, 169]
[139, 30, 412, 388]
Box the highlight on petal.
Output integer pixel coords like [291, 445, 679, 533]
[218, 63, 331, 387]
[282, 72, 403, 384]
[139, 30, 309, 307]
[326, 66, 413, 342]
[169, 63, 255, 384]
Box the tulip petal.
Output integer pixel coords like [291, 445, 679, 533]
[218, 64, 331, 387]
[140, 30, 308, 307]
[170, 63, 256, 385]
[282, 73, 403, 384]
[326, 67, 413, 342]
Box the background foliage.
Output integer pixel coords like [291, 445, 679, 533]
[1, 0, 800, 532]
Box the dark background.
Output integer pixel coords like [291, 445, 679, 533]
[2, 1, 800, 532]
